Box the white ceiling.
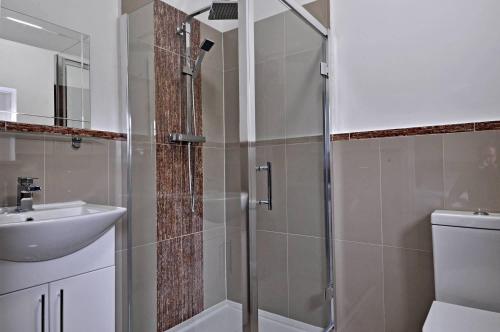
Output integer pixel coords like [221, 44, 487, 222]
[162, 0, 316, 32]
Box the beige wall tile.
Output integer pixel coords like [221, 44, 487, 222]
[131, 142, 157, 247]
[44, 137, 108, 204]
[200, 23, 223, 72]
[223, 69, 239, 144]
[335, 240, 385, 332]
[226, 225, 242, 303]
[333, 139, 382, 244]
[255, 13, 285, 64]
[285, 48, 324, 138]
[0, 133, 44, 207]
[256, 144, 287, 232]
[203, 147, 225, 230]
[202, 66, 224, 145]
[110, 140, 128, 251]
[122, 0, 153, 14]
[383, 246, 434, 332]
[380, 135, 443, 251]
[288, 234, 329, 327]
[257, 230, 289, 317]
[256, 58, 286, 141]
[223, 29, 238, 72]
[131, 242, 158, 332]
[304, 0, 330, 28]
[285, 11, 324, 55]
[287, 142, 325, 237]
[443, 130, 500, 212]
[203, 227, 226, 309]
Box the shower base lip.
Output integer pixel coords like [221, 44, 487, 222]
[168, 133, 206, 144]
[166, 300, 323, 332]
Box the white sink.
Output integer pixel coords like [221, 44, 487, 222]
[0, 201, 126, 262]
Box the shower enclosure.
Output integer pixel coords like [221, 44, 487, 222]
[121, 0, 333, 331]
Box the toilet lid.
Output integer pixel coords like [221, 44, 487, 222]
[423, 301, 500, 332]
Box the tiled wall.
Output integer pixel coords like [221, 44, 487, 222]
[126, 2, 226, 331]
[332, 129, 500, 332]
[0, 133, 124, 209]
[0, 131, 128, 331]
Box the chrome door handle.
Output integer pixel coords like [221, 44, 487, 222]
[256, 161, 272, 210]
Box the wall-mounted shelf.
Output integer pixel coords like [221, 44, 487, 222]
[0, 121, 126, 141]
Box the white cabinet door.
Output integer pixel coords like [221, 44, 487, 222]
[49, 267, 115, 332]
[0, 284, 49, 332]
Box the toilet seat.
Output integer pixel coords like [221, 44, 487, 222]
[423, 301, 500, 332]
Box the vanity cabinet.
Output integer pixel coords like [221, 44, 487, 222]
[49, 266, 115, 332]
[0, 284, 48, 332]
[0, 267, 114, 332]
[0, 227, 116, 332]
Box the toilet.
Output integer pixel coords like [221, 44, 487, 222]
[423, 210, 500, 331]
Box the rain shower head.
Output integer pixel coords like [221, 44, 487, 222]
[208, 1, 238, 20]
[192, 39, 215, 78]
[184, 1, 238, 23]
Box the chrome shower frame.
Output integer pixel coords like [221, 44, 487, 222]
[238, 0, 335, 331]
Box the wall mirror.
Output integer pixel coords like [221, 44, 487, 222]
[0, 6, 90, 128]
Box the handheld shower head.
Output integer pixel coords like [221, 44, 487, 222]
[192, 39, 215, 78]
[200, 39, 215, 52]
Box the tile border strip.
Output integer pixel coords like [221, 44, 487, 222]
[3, 121, 126, 141]
[330, 120, 500, 141]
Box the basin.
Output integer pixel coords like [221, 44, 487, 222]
[0, 201, 126, 262]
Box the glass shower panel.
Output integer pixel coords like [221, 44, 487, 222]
[253, 0, 329, 329]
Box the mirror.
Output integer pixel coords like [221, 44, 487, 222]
[0, 7, 90, 129]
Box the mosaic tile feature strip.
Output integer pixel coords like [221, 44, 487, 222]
[475, 120, 500, 131]
[154, 0, 182, 53]
[156, 143, 183, 240]
[155, 48, 182, 144]
[154, 2, 204, 331]
[157, 238, 183, 331]
[181, 233, 204, 320]
[331, 120, 500, 141]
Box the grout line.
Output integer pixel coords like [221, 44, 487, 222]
[382, 244, 433, 254]
[378, 139, 387, 332]
[258, 229, 326, 240]
[335, 239, 433, 253]
[130, 229, 212, 251]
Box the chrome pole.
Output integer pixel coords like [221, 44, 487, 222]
[321, 35, 336, 332]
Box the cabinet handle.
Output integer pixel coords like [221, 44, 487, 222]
[40, 294, 45, 332]
[60, 289, 64, 332]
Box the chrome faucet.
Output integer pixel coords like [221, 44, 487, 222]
[16, 177, 41, 212]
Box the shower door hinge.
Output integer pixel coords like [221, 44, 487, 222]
[324, 285, 335, 301]
[320, 62, 329, 78]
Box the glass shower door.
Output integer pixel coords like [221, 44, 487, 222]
[239, 0, 333, 330]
